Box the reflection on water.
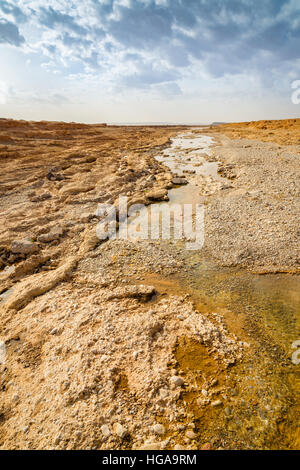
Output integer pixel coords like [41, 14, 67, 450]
[183, 257, 300, 449]
[184, 258, 300, 353]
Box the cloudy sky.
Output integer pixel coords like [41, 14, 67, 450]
[0, 0, 299, 123]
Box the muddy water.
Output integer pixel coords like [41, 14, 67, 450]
[127, 131, 226, 241]
[173, 260, 300, 449]
[143, 130, 300, 449]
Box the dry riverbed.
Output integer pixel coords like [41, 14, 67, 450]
[0, 119, 299, 450]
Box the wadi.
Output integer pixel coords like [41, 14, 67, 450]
[0, 1, 299, 454]
[0, 118, 299, 450]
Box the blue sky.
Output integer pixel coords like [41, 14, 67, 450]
[0, 0, 299, 123]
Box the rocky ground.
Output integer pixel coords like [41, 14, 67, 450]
[193, 130, 300, 271]
[0, 119, 299, 450]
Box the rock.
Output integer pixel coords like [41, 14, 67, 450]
[201, 442, 212, 450]
[106, 285, 156, 301]
[80, 212, 94, 223]
[5, 256, 77, 310]
[54, 436, 61, 445]
[13, 394, 20, 403]
[174, 444, 186, 450]
[159, 389, 169, 399]
[46, 171, 64, 181]
[11, 240, 38, 255]
[138, 441, 161, 450]
[148, 321, 163, 337]
[170, 376, 184, 387]
[185, 430, 197, 439]
[153, 423, 166, 436]
[211, 400, 222, 407]
[114, 423, 127, 439]
[50, 327, 60, 335]
[31, 192, 52, 202]
[60, 184, 94, 196]
[146, 188, 168, 201]
[38, 229, 62, 243]
[172, 177, 188, 185]
[128, 196, 149, 207]
[101, 424, 111, 437]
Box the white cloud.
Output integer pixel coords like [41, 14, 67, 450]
[0, 81, 9, 104]
[0, 0, 299, 121]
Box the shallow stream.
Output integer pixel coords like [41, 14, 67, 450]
[142, 130, 300, 449]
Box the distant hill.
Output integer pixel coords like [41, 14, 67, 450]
[109, 122, 209, 126]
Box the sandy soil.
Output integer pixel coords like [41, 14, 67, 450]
[0, 119, 299, 450]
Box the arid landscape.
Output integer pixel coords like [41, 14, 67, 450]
[0, 118, 299, 450]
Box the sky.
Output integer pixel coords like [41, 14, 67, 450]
[0, 0, 299, 123]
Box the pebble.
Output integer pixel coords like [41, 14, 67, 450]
[170, 376, 184, 386]
[201, 442, 212, 450]
[114, 423, 127, 439]
[138, 441, 161, 450]
[153, 423, 166, 436]
[185, 430, 197, 440]
[174, 444, 186, 450]
[101, 424, 111, 437]
[211, 400, 223, 407]
[159, 388, 168, 399]
[50, 327, 59, 335]
[12, 394, 20, 403]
